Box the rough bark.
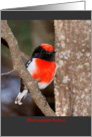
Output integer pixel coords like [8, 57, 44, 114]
[1, 20, 56, 116]
[54, 20, 91, 116]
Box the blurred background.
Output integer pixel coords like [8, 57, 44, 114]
[1, 20, 55, 116]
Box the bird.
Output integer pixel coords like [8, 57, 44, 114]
[15, 43, 56, 105]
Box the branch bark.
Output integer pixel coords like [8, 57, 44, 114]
[1, 20, 56, 116]
[20, 50, 29, 60]
[1, 70, 14, 76]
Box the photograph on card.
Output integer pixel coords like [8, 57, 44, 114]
[1, 19, 91, 117]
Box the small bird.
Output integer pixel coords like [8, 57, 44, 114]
[15, 43, 56, 105]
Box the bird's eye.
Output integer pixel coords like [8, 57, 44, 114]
[34, 53, 39, 56]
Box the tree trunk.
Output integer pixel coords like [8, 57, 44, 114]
[54, 20, 91, 116]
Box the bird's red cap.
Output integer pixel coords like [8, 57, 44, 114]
[41, 43, 54, 52]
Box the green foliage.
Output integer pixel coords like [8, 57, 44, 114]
[7, 20, 33, 55]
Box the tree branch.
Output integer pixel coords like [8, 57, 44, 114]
[1, 20, 56, 116]
[20, 50, 29, 60]
[1, 70, 14, 76]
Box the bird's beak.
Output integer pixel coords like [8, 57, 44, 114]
[53, 50, 57, 53]
[47, 50, 57, 54]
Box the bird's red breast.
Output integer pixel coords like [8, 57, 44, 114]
[31, 58, 56, 83]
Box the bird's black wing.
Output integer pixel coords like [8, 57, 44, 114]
[19, 57, 32, 94]
[25, 59, 32, 68]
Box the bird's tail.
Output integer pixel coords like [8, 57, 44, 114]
[15, 79, 28, 105]
[15, 89, 28, 105]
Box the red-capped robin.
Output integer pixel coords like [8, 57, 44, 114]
[15, 43, 56, 105]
